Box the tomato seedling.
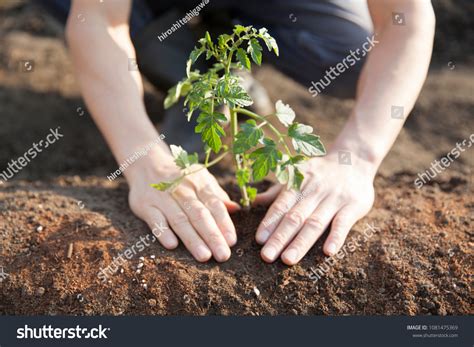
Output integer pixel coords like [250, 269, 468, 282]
[152, 25, 326, 208]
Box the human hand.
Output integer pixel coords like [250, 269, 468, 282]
[254, 151, 376, 265]
[126, 149, 240, 262]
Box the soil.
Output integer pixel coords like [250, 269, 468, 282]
[0, 1, 473, 315]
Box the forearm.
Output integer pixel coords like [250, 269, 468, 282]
[331, 1, 435, 173]
[66, 3, 173, 181]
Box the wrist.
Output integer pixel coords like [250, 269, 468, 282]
[119, 141, 177, 185]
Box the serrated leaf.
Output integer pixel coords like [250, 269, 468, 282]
[288, 123, 326, 156]
[233, 24, 250, 36]
[250, 139, 282, 181]
[236, 48, 251, 71]
[259, 28, 279, 56]
[221, 81, 253, 108]
[170, 145, 198, 169]
[195, 112, 226, 153]
[233, 120, 263, 154]
[248, 38, 262, 65]
[275, 100, 296, 127]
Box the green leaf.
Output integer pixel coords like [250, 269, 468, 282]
[288, 123, 326, 156]
[170, 145, 198, 169]
[236, 48, 251, 71]
[292, 166, 304, 190]
[275, 155, 305, 190]
[236, 168, 251, 187]
[195, 112, 227, 153]
[233, 24, 250, 36]
[164, 80, 192, 109]
[246, 186, 257, 202]
[205, 31, 213, 48]
[248, 38, 263, 66]
[233, 119, 264, 154]
[275, 100, 296, 127]
[189, 46, 204, 64]
[259, 28, 279, 56]
[221, 80, 253, 108]
[151, 179, 181, 191]
[250, 139, 282, 181]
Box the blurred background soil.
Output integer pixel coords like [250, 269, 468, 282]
[0, 0, 472, 315]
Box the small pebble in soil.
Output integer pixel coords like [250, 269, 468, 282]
[136, 270, 141, 274]
[253, 286, 261, 297]
[36, 225, 44, 232]
[120, 268, 124, 274]
[150, 255, 156, 259]
[142, 284, 148, 290]
[141, 279, 146, 283]
[148, 299, 157, 307]
[139, 256, 145, 261]
[36, 287, 45, 296]
[137, 263, 144, 269]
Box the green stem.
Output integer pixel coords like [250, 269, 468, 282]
[230, 108, 250, 208]
[234, 108, 293, 156]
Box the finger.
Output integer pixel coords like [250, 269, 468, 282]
[196, 187, 237, 247]
[144, 206, 179, 249]
[253, 184, 283, 206]
[260, 194, 322, 263]
[281, 198, 339, 265]
[323, 205, 363, 256]
[158, 197, 212, 262]
[255, 189, 298, 245]
[207, 181, 241, 213]
[173, 186, 231, 262]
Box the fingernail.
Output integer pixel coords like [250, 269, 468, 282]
[284, 249, 298, 264]
[257, 229, 271, 244]
[326, 243, 337, 256]
[196, 245, 211, 261]
[262, 245, 277, 262]
[215, 246, 230, 262]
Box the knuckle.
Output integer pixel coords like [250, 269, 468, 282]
[271, 202, 289, 217]
[190, 207, 209, 222]
[305, 216, 325, 231]
[283, 210, 305, 226]
[206, 198, 224, 211]
[269, 232, 287, 249]
[169, 212, 189, 229]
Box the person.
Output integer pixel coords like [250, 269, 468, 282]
[42, 0, 435, 264]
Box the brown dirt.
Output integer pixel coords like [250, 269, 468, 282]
[0, 1, 473, 315]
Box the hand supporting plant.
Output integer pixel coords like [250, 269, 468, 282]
[153, 25, 326, 208]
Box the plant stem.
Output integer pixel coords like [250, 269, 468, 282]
[235, 108, 293, 156]
[230, 108, 250, 208]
